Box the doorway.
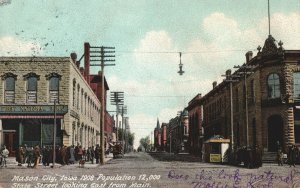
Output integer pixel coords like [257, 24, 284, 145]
[3, 130, 16, 157]
[268, 115, 283, 152]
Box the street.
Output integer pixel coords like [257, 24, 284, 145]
[0, 152, 300, 188]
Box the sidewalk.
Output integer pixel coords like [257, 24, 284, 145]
[1, 153, 113, 169]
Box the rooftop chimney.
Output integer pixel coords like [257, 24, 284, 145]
[213, 81, 217, 89]
[70, 53, 77, 63]
[246, 51, 253, 63]
[226, 69, 232, 80]
[80, 67, 84, 76]
[84, 43, 90, 84]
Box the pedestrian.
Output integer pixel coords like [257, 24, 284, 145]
[277, 149, 283, 166]
[288, 145, 299, 167]
[90, 146, 95, 164]
[26, 146, 34, 168]
[83, 147, 86, 161]
[17, 146, 25, 166]
[42, 146, 50, 166]
[95, 145, 100, 164]
[86, 147, 91, 162]
[23, 144, 28, 164]
[60, 145, 67, 165]
[33, 145, 41, 169]
[1, 145, 9, 167]
[69, 145, 75, 164]
[78, 146, 83, 161]
[74, 144, 79, 161]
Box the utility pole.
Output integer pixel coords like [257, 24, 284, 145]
[150, 131, 153, 151]
[234, 64, 256, 148]
[110, 91, 124, 142]
[52, 99, 57, 168]
[222, 69, 239, 151]
[90, 46, 115, 165]
[120, 105, 127, 154]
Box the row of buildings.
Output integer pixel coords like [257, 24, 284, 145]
[0, 43, 118, 156]
[154, 34, 300, 161]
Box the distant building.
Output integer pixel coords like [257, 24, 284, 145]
[186, 94, 203, 157]
[160, 123, 167, 151]
[154, 118, 161, 151]
[166, 109, 189, 153]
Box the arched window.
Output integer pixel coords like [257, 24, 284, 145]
[73, 80, 76, 107]
[293, 72, 300, 99]
[24, 73, 40, 103]
[4, 75, 16, 103]
[267, 73, 280, 98]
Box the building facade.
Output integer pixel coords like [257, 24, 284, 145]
[199, 35, 300, 154]
[0, 55, 101, 155]
[160, 123, 167, 151]
[154, 119, 161, 151]
[186, 94, 203, 157]
[166, 110, 189, 153]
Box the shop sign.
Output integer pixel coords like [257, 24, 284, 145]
[210, 154, 221, 162]
[0, 105, 68, 115]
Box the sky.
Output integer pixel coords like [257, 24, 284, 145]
[1, 0, 300, 149]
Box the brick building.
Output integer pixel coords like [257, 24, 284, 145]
[186, 94, 203, 157]
[160, 123, 167, 151]
[0, 55, 101, 155]
[154, 118, 161, 151]
[199, 35, 300, 154]
[166, 109, 189, 153]
[89, 71, 115, 150]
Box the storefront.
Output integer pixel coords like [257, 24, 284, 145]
[0, 105, 68, 156]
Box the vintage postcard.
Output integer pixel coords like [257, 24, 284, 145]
[0, 0, 300, 188]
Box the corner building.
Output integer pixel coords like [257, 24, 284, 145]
[0, 56, 101, 155]
[200, 35, 300, 154]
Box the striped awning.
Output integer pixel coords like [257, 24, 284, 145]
[0, 115, 64, 119]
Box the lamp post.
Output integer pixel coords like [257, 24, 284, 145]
[52, 99, 57, 168]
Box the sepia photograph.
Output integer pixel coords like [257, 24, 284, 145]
[0, 0, 300, 187]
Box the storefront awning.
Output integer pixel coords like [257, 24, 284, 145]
[0, 115, 64, 119]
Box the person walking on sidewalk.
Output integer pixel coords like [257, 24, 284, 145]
[288, 145, 299, 167]
[33, 145, 41, 169]
[277, 149, 283, 166]
[1, 145, 9, 167]
[69, 145, 75, 164]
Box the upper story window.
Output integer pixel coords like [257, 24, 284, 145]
[46, 73, 61, 103]
[184, 125, 188, 136]
[73, 79, 76, 107]
[250, 80, 255, 103]
[267, 73, 280, 98]
[293, 72, 300, 99]
[2, 73, 17, 103]
[24, 73, 40, 103]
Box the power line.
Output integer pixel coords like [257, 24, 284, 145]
[125, 95, 192, 98]
[116, 49, 257, 54]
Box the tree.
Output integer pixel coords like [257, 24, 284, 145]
[118, 128, 135, 152]
[139, 136, 150, 151]
[128, 132, 135, 147]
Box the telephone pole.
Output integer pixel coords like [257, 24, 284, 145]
[234, 63, 256, 147]
[90, 46, 115, 165]
[120, 105, 127, 154]
[222, 69, 239, 151]
[110, 91, 124, 142]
